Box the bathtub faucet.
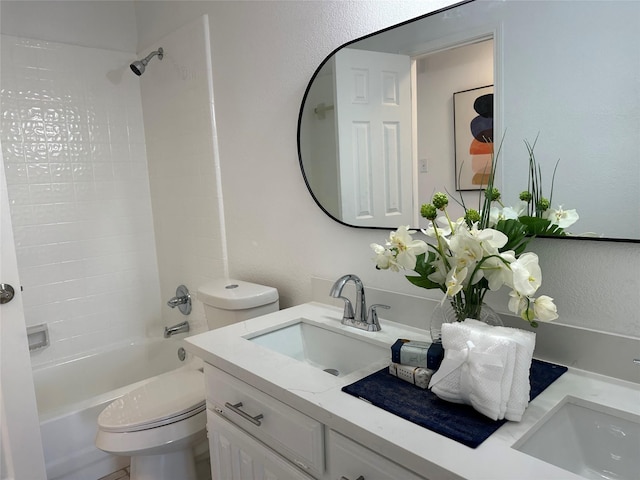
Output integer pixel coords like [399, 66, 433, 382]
[167, 296, 188, 308]
[167, 285, 192, 315]
[164, 320, 190, 338]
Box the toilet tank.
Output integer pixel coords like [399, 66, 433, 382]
[197, 279, 279, 330]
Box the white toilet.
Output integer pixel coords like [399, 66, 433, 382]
[95, 279, 279, 480]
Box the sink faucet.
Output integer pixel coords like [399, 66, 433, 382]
[329, 274, 388, 332]
[164, 320, 190, 338]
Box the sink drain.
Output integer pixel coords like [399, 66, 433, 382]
[323, 368, 340, 376]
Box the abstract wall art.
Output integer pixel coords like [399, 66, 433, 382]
[453, 85, 494, 191]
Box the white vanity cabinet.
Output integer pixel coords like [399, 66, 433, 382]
[204, 363, 429, 480]
[328, 430, 427, 480]
[204, 364, 324, 479]
[208, 412, 315, 480]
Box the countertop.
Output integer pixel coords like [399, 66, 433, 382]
[184, 302, 640, 480]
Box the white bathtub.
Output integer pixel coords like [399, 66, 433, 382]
[32, 337, 198, 480]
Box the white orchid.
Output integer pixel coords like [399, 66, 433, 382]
[449, 226, 484, 271]
[370, 243, 394, 270]
[533, 295, 559, 321]
[389, 226, 427, 269]
[508, 291, 558, 322]
[482, 249, 516, 291]
[371, 225, 427, 272]
[471, 225, 508, 254]
[545, 206, 579, 229]
[508, 290, 528, 318]
[489, 203, 523, 227]
[510, 252, 542, 297]
[445, 266, 468, 297]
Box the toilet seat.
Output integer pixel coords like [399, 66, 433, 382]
[98, 369, 205, 433]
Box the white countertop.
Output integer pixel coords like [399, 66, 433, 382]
[184, 302, 640, 480]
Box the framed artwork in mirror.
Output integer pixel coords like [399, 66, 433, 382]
[453, 85, 494, 191]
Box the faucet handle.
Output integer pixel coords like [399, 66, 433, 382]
[366, 304, 390, 331]
[336, 296, 355, 321]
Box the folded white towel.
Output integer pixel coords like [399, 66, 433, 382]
[428, 321, 476, 404]
[429, 321, 513, 420]
[467, 327, 516, 420]
[493, 326, 535, 421]
[464, 320, 516, 419]
[466, 319, 536, 420]
[428, 319, 535, 422]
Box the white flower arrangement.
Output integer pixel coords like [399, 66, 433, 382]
[371, 140, 576, 327]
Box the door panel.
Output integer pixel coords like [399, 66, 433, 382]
[335, 48, 413, 227]
[1, 151, 46, 480]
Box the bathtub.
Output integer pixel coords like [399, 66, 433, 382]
[32, 337, 198, 480]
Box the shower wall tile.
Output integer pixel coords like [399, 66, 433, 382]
[1, 35, 162, 366]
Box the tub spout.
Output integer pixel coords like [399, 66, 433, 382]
[164, 320, 190, 338]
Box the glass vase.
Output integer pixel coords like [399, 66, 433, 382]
[429, 299, 503, 343]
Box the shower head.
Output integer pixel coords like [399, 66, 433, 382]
[130, 47, 164, 76]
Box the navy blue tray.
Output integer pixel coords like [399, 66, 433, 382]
[342, 359, 567, 448]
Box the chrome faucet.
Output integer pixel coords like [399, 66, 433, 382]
[329, 274, 389, 332]
[164, 320, 190, 338]
[167, 285, 191, 315]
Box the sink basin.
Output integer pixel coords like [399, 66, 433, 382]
[514, 396, 640, 480]
[247, 320, 388, 377]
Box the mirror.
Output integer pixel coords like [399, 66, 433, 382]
[297, 0, 640, 242]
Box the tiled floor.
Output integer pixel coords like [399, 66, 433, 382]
[97, 456, 211, 480]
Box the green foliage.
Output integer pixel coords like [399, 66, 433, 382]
[518, 216, 566, 237]
[405, 251, 444, 291]
[494, 219, 531, 256]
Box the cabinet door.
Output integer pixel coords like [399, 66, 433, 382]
[328, 430, 425, 480]
[208, 410, 315, 480]
[205, 363, 324, 477]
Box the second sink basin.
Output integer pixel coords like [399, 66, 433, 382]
[247, 320, 388, 377]
[514, 396, 640, 480]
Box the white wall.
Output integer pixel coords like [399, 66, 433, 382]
[0, 34, 162, 365]
[140, 15, 227, 334]
[0, 0, 137, 52]
[135, 0, 639, 339]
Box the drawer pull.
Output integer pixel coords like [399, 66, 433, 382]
[340, 476, 365, 480]
[225, 402, 264, 426]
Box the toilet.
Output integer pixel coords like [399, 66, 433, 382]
[95, 279, 279, 480]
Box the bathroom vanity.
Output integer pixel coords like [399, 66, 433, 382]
[185, 302, 640, 480]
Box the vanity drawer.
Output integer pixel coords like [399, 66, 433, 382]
[204, 364, 324, 478]
[328, 430, 426, 480]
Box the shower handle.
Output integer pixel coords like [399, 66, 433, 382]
[166, 285, 191, 315]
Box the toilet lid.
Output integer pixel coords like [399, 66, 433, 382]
[98, 370, 205, 433]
